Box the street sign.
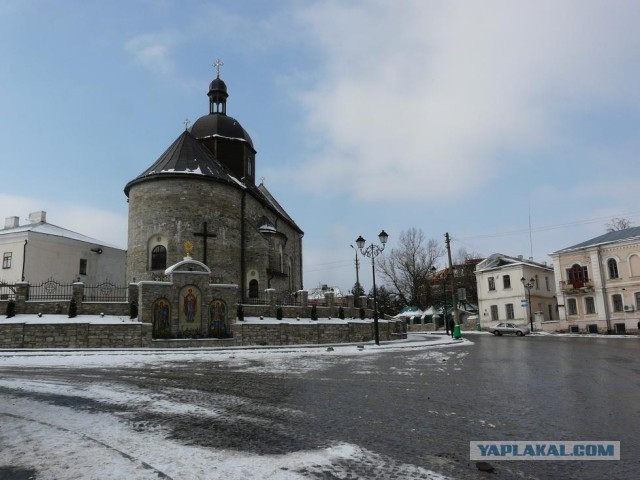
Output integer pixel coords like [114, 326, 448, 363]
[521, 299, 529, 307]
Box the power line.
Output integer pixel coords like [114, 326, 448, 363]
[457, 211, 640, 241]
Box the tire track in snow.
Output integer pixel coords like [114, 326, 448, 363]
[0, 411, 173, 479]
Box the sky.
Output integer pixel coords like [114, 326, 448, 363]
[0, 338, 464, 479]
[2, 0, 640, 293]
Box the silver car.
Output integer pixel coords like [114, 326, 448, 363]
[488, 322, 530, 336]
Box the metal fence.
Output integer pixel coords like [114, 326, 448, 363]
[29, 279, 74, 301]
[0, 282, 17, 301]
[276, 291, 302, 306]
[244, 289, 269, 305]
[83, 281, 128, 302]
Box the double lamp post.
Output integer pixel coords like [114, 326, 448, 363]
[356, 230, 389, 345]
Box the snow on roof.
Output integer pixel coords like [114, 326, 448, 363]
[475, 253, 551, 272]
[0, 222, 123, 250]
[552, 226, 640, 254]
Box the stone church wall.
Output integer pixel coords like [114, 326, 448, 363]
[126, 177, 302, 296]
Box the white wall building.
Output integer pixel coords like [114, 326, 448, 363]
[475, 253, 557, 330]
[0, 211, 126, 287]
[550, 226, 640, 334]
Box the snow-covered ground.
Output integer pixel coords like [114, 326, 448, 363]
[0, 336, 467, 480]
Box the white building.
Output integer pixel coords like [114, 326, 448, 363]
[0, 211, 126, 286]
[550, 226, 640, 334]
[475, 253, 557, 330]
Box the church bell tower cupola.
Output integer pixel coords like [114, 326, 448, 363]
[208, 59, 228, 114]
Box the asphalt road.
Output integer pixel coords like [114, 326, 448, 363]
[1, 334, 638, 479]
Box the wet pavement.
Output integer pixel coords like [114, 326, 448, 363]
[1, 334, 639, 479]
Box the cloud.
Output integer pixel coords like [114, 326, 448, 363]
[0, 195, 127, 249]
[124, 31, 181, 75]
[288, 0, 640, 203]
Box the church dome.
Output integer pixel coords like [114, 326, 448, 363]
[209, 76, 227, 94]
[191, 114, 254, 148]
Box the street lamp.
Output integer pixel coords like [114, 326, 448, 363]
[356, 230, 389, 345]
[521, 277, 535, 332]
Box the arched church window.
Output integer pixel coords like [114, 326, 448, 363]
[151, 245, 167, 270]
[249, 279, 259, 298]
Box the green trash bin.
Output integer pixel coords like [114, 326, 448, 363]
[453, 324, 462, 339]
[475, 323, 482, 331]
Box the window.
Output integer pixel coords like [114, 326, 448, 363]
[535, 275, 539, 289]
[567, 298, 577, 315]
[548, 304, 553, 321]
[151, 245, 167, 270]
[636, 292, 640, 310]
[503, 275, 511, 289]
[79, 259, 87, 275]
[607, 259, 619, 279]
[488, 277, 495, 291]
[567, 264, 589, 288]
[2, 252, 12, 269]
[545, 276, 550, 291]
[505, 303, 514, 319]
[585, 297, 596, 314]
[490, 305, 499, 321]
[612, 294, 623, 312]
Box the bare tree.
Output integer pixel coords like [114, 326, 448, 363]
[606, 217, 633, 232]
[376, 228, 445, 308]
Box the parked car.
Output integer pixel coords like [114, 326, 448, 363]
[488, 322, 530, 336]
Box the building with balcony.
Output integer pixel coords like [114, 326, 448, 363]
[550, 227, 640, 334]
[475, 253, 557, 330]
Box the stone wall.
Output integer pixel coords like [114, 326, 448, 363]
[232, 319, 405, 346]
[0, 322, 152, 348]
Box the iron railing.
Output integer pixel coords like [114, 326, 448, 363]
[0, 282, 17, 301]
[29, 279, 73, 301]
[84, 281, 128, 302]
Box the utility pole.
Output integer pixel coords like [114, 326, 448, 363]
[445, 233, 458, 332]
[350, 244, 361, 295]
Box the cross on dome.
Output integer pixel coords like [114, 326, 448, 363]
[213, 59, 224, 78]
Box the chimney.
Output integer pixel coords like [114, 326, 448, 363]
[4, 216, 19, 229]
[29, 211, 47, 224]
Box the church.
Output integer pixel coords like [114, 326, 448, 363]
[124, 62, 304, 305]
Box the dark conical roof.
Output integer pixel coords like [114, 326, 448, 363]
[124, 130, 239, 195]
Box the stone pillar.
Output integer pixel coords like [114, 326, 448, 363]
[72, 282, 84, 310]
[346, 294, 354, 308]
[360, 296, 368, 310]
[324, 291, 334, 308]
[299, 290, 309, 308]
[266, 289, 276, 308]
[15, 282, 29, 313]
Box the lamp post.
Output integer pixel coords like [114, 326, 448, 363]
[356, 230, 389, 345]
[521, 277, 535, 332]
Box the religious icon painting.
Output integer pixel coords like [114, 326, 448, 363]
[179, 285, 201, 326]
[152, 298, 171, 339]
[209, 300, 228, 338]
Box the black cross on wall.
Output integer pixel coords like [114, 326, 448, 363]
[193, 221, 216, 266]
